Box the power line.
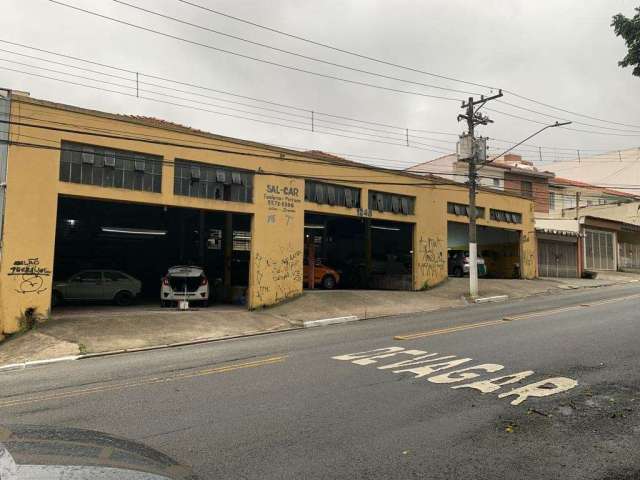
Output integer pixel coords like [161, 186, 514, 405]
[0, 42, 455, 141]
[495, 100, 640, 134]
[172, 0, 640, 130]
[3, 39, 634, 158]
[4, 120, 638, 202]
[110, 0, 479, 97]
[0, 65, 452, 154]
[47, 1, 463, 103]
[173, 0, 496, 91]
[485, 107, 640, 137]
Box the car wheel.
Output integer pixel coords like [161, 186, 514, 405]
[114, 290, 134, 306]
[453, 267, 463, 277]
[202, 300, 209, 308]
[322, 275, 337, 289]
[52, 290, 62, 307]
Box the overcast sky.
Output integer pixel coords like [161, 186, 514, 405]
[1, 0, 639, 176]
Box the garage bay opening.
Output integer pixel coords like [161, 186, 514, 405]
[447, 221, 521, 279]
[304, 212, 413, 290]
[52, 196, 251, 309]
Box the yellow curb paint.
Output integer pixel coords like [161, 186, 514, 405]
[0, 355, 287, 409]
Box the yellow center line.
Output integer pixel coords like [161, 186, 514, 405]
[394, 319, 504, 340]
[0, 355, 287, 409]
[394, 292, 640, 340]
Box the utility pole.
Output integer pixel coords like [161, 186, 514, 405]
[457, 91, 503, 298]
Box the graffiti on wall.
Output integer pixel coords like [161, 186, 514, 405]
[417, 236, 445, 279]
[252, 178, 304, 306]
[253, 248, 303, 304]
[7, 258, 51, 294]
[521, 231, 536, 275]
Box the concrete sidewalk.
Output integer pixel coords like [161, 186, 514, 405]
[1, 272, 638, 366]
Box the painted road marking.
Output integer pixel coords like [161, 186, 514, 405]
[395, 292, 640, 340]
[332, 346, 577, 406]
[0, 355, 286, 409]
[394, 320, 504, 340]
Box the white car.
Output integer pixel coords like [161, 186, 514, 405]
[52, 270, 141, 306]
[161, 265, 209, 307]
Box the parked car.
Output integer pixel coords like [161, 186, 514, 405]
[161, 265, 209, 307]
[52, 270, 141, 306]
[303, 260, 341, 289]
[448, 250, 487, 277]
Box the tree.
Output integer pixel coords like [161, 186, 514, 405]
[611, 7, 640, 77]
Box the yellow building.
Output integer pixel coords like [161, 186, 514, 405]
[0, 90, 537, 335]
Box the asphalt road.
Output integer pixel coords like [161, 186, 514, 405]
[2, 283, 640, 479]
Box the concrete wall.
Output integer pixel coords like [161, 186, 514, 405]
[0, 94, 537, 333]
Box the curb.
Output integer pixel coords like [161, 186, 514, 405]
[303, 315, 359, 328]
[474, 295, 508, 304]
[2, 279, 638, 370]
[78, 325, 303, 360]
[0, 355, 81, 373]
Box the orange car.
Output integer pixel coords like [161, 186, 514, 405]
[303, 261, 340, 289]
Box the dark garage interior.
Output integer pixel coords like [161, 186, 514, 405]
[447, 221, 521, 278]
[53, 196, 251, 306]
[304, 212, 413, 290]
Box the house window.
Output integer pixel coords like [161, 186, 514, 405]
[521, 181, 533, 198]
[492, 178, 500, 188]
[548, 192, 556, 211]
[174, 160, 253, 202]
[59, 141, 162, 193]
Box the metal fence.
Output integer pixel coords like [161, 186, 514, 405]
[538, 240, 578, 278]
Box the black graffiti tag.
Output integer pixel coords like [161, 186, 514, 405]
[7, 258, 51, 294]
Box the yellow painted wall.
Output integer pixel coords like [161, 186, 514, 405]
[249, 175, 304, 308]
[0, 95, 537, 333]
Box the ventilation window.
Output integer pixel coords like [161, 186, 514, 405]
[134, 156, 146, 172]
[81, 146, 95, 164]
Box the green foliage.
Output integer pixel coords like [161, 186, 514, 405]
[611, 7, 640, 77]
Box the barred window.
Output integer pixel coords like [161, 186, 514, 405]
[368, 191, 415, 215]
[59, 141, 162, 193]
[174, 160, 253, 203]
[490, 208, 522, 224]
[447, 202, 485, 218]
[305, 180, 360, 208]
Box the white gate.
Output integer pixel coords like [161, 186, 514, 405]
[584, 229, 616, 271]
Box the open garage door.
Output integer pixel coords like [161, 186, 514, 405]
[304, 213, 413, 290]
[53, 196, 251, 308]
[447, 221, 521, 279]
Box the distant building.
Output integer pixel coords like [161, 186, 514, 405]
[408, 153, 553, 213]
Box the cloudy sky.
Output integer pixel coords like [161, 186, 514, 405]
[1, 0, 639, 176]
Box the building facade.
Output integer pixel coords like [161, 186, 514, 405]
[0, 91, 538, 335]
